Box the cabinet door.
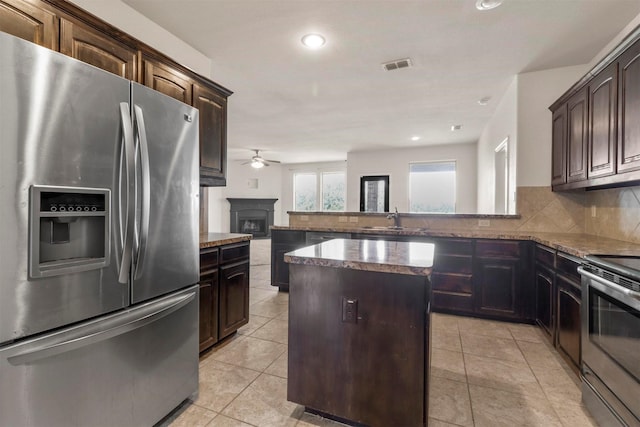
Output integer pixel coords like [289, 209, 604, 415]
[556, 275, 581, 375]
[535, 264, 554, 343]
[618, 39, 640, 173]
[0, 0, 57, 49]
[475, 257, 520, 319]
[589, 63, 617, 178]
[143, 56, 193, 104]
[567, 88, 588, 183]
[199, 269, 219, 353]
[551, 105, 568, 186]
[193, 83, 227, 186]
[219, 260, 249, 339]
[60, 19, 137, 80]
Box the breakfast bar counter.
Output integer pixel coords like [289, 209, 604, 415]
[285, 239, 434, 427]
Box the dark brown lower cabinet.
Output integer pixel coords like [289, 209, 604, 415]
[199, 241, 250, 353]
[288, 264, 431, 426]
[271, 229, 306, 291]
[535, 263, 555, 342]
[555, 262, 582, 375]
[431, 238, 474, 314]
[219, 260, 250, 339]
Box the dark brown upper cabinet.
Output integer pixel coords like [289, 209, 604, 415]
[618, 39, 640, 174]
[194, 83, 227, 186]
[551, 105, 568, 186]
[0, 0, 58, 49]
[566, 88, 588, 183]
[143, 56, 193, 104]
[588, 63, 617, 179]
[60, 18, 137, 80]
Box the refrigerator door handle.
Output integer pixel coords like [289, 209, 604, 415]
[6, 290, 196, 366]
[118, 102, 136, 284]
[133, 104, 151, 280]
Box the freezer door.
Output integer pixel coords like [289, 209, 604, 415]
[0, 33, 130, 344]
[130, 83, 199, 303]
[0, 285, 199, 427]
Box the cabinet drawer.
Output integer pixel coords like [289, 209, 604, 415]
[432, 272, 472, 294]
[272, 230, 306, 244]
[432, 291, 474, 313]
[433, 254, 472, 274]
[535, 244, 555, 267]
[221, 242, 250, 264]
[200, 247, 219, 272]
[433, 238, 473, 255]
[556, 252, 581, 283]
[476, 240, 520, 257]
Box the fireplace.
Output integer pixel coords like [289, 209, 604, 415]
[227, 198, 277, 239]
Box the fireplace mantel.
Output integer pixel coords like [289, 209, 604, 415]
[227, 198, 278, 238]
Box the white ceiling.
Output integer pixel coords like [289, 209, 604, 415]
[123, 0, 640, 164]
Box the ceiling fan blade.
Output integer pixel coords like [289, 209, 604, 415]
[241, 160, 251, 165]
[264, 159, 281, 163]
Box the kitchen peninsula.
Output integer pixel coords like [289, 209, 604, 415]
[285, 238, 434, 427]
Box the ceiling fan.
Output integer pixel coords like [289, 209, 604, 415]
[242, 149, 281, 169]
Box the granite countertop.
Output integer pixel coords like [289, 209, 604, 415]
[284, 238, 435, 276]
[272, 225, 640, 258]
[200, 232, 252, 249]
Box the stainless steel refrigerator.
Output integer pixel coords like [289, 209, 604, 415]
[0, 32, 200, 426]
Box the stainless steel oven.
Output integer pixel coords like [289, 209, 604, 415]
[579, 255, 640, 427]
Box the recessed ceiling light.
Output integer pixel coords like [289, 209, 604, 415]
[451, 125, 462, 131]
[411, 136, 420, 141]
[478, 96, 491, 105]
[301, 33, 326, 49]
[475, 0, 503, 11]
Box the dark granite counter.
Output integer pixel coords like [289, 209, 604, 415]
[199, 232, 252, 249]
[284, 238, 434, 276]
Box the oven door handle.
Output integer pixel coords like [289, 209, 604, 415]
[578, 266, 640, 301]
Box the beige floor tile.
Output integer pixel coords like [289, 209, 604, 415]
[276, 310, 289, 321]
[209, 414, 255, 427]
[551, 402, 598, 427]
[431, 348, 467, 383]
[250, 298, 289, 318]
[432, 329, 463, 352]
[460, 333, 526, 363]
[428, 377, 473, 427]
[507, 323, 546, 343]
[264, 350, 288, 379]
[167, 403, 218, 427]
[210, 336, 287, 371]
[252, 280, 277, 290]
[469, 383, 562, 427]
[250, 288, 278, 306]
[296, 412, 349, 426]
[517, 340, 564, 369]
[251, 318, 289, 344]
[464, 353, 545, 398]
[222, 373, 304, 427]
[195, 361, 261, 413]
[237, 314, 272, 336]
[199, 334, 247, 367]
[432, 313, 460, 332]
[530, 365, 582, 406]
[456, 317, 513, 339]
[427, 418, 464, 427]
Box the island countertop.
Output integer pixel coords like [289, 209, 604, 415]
[284, 238, 434, 276]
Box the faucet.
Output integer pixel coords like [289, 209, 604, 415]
[386, 207, 400, 228]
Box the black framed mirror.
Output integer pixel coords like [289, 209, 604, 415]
[360, 175, 389, 212]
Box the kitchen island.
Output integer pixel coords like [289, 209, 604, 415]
[285, 239, 434, 427]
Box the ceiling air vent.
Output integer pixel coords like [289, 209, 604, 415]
[382, 58, 413, 71]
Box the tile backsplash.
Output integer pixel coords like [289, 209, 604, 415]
[288, 185, 640, 244]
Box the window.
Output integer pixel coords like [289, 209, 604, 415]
[409, 162, 456, 213]
[294, 171, 345, 211]
[294, 173, 317, 211]
[321, 172, 345, 211]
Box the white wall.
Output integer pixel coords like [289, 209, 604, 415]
[67, 0, 211, 75]
[346, 144, 477, 213]
[208, 161, 283, 233]
[477, 77, 518, 214]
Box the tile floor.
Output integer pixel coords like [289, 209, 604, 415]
[164, 239, 598, 427]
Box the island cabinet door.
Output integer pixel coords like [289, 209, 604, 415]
[287, 265, 430, 427]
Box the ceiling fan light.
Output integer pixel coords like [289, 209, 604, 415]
[251, 159, 265, 169]
[475, 0, 503, 11]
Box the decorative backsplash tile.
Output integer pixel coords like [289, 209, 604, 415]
[586, 186, 640, 244]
